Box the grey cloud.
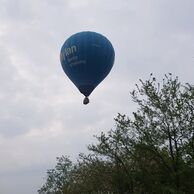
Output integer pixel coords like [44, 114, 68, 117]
[0, 0, 194, 194]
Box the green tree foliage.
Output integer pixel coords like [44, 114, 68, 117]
[38, 74, 194, 194]
[38, 156, 73, 194]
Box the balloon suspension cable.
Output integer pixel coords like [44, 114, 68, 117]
[83, 96, 89, 105]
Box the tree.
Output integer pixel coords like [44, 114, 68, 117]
[38, 156, 73, 194]
[89, 74, 194, 193]
[115, 74, 194, 193]
[70, 153, 116, 194]
[38, 74, 194, 194]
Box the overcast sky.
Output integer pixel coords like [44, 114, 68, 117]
[0, 0, 194, 193]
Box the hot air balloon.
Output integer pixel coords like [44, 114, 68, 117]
[60, 31, 115, 105]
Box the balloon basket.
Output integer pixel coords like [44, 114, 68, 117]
[83, 97, 89, 105]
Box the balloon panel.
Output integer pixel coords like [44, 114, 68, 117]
[60, 31, 115, 97]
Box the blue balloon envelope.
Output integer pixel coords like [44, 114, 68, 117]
[60, 31, 115, 104]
